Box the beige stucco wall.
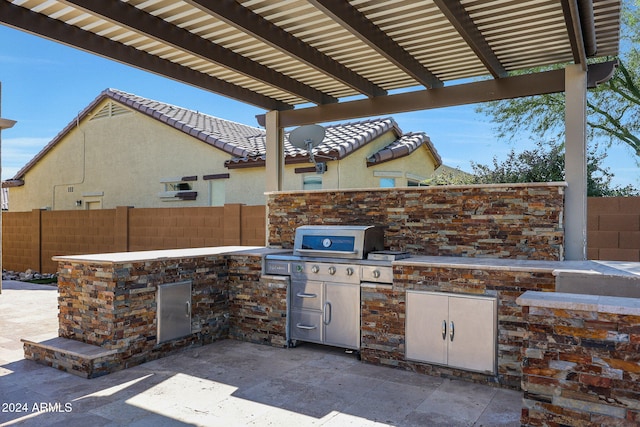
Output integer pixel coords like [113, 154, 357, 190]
[230, 129, 439, 196]
[9, 101, 439, 211]
[9, 100, 240, 211]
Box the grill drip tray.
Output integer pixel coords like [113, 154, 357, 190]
[367, 251, 411, 261]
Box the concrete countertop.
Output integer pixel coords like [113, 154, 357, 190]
[517, 290, 640, 315]
[52, 246, 290, 264]
[53, 248, 640, 279]
[394, 255, 640, 278]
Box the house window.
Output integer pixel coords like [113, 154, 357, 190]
[203, 173, 229, 206]
[159, 177, 198, 201]
[165, 182, 192, 192]
[209, 180, 225, 206]
[303, 175, 322, 190]
[407, 173, 426, 187]
[86, 200, 102, 210]
[380, 177, 395, 188]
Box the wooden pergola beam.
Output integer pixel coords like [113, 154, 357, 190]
[184, 0, 387, 99]
[308, 0, 444, 89]
[0, 1, 291, 111]
[257, 61, 617, 127]
[60, 0, 335, 105]
[433, 0, 507, 79]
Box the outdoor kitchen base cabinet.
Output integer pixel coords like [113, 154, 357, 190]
[157, 281, 192, 344]
[405, 291, 497, 374]
[290, 280, 360, 350]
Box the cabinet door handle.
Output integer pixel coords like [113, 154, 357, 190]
[450, 321, 455, 342]
[442, 320, 447, 340]
[323, 302, 332, 325]
[296, 292, 317, 298]
[185, 301, 191, 317]
[296, 323, 317, 330]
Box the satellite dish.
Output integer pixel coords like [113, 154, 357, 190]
[289, 124, 325, 150]
[288, 124, 328, 174]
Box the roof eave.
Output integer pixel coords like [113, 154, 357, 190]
[2, 180, 25, 188]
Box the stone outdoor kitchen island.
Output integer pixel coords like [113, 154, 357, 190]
[22, 182, 607, 388]
[22, 246, 286, 378]
[266, 182, 568, 389]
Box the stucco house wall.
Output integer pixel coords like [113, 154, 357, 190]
[8, 101, 239, 211]
[5, 89, 442, 211]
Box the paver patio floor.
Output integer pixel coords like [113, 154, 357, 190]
[0, 280, 522, 426]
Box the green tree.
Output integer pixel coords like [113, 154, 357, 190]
[468, 141, 638, 197]
[476, 0, 640, 157]
[422, 166, 475, 186]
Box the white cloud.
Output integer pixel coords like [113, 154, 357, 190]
[0, 54, 58, 66]
[1, 136, 50, 180]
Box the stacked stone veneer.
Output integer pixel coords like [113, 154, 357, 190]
[22, 338, 118, 379]
[518, 292, 640, 426]
[228, 256, 288, 347]
[361, 263, 557, 389]
[267, 183, 565, 260]
[50, 252, 286, 376]
[27, 250, 288, 377]
[56, 254, 230, 373]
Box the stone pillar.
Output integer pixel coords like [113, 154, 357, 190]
[517, 291, 640, 425]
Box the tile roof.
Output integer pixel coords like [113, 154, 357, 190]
[224, 116, 441, 168]
[6, 89, 441, 182]
[366, 132, 441, 167]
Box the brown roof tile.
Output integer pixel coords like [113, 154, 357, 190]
[8, 89, 440, 180]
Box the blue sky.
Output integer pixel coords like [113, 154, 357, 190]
[1, 25, 638, 189]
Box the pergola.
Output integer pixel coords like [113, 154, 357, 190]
[0, 0, 621, 260]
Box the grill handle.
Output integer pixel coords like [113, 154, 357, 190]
[294, 249, 358, 257]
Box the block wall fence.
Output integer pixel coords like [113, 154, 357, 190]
[2, 196, 638, 273]
[2, 204, 265, 273]
[588, 197, 640, 262]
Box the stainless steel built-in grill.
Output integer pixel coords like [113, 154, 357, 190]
[265, 225, 408, 351]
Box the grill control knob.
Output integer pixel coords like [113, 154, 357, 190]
[311, 265, 320, 274]
[372, 270, 381, 279]
[328, 266, 336, 275]
[346, 267, 354, 276]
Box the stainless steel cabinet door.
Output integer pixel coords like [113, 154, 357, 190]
[405, 291, 496, 374]
[405, 291, 448, 365]
[324, 282, 360, 349]
[157, 281, 192, 343]
[447, 295, 496, 374]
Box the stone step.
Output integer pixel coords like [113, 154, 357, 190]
[21, 337, 118, 379]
